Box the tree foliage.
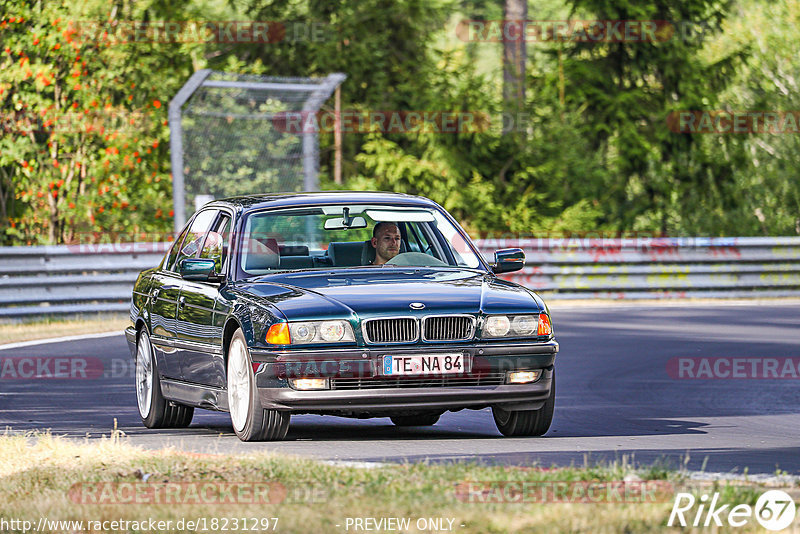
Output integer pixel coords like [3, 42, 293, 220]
[1, 0, 798, 244]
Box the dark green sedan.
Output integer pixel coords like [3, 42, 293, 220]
[126, 192, 558, 441]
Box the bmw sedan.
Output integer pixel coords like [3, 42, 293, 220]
[126, 191, 558, 441]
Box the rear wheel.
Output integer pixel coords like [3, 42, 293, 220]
[135, 329, 193, 428]
[390, 413, 441, 426]
[227, 329, 290, 441]
[492, 371, 555, 437]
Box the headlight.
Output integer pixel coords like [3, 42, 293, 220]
[320, 321, 346, 341]
[484, 316, 510, 337]
[293, 323, 315, 343]
[511, 315, 537, 336]
[482, 314, 547, 338]
[282, 320, 355, 344]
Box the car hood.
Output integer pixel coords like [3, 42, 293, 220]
[233, 268, 542, 321]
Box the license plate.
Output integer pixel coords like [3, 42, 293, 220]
[382, 353, 468, 376]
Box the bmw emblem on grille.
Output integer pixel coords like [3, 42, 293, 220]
[409, 302, 425, 310]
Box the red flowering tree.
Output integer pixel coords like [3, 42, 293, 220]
[0, 1, 200, 244]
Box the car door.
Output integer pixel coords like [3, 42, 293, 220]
[177, 211, 232, 387]
[155, 209, 218, 381]
[147, 224, 190, 380]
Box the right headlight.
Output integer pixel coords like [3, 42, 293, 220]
[287, 320, 355, 344]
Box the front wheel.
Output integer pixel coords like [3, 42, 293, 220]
[492, 371, 555, 437]
[135, 329, 193, 428]
[227, 329, 290, 441]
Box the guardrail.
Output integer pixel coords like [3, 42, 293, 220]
[1, 237, 799, 318]
[482, 236, 800, 300]
[0, 243, 169, 318]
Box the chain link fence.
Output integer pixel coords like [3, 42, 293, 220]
[169, 70, 346, 231]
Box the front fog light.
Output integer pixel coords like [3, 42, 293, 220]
[484, 316, 511, 337]
[289, 378, 329, 390]
[507, 370, 540, 384]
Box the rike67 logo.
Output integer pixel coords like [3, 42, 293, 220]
[668, 490, 796, 531]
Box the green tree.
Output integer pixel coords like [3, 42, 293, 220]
[0, 0, 202, 244]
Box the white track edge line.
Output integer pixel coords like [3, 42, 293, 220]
[0, 330, 123, 351]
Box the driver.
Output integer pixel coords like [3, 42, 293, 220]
[370, 222, 401, 265]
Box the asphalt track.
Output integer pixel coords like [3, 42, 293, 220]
[2, 303, 799, 475]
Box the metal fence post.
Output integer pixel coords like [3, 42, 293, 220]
[168, 69, 212, 233]
[169, 71, 346, 231]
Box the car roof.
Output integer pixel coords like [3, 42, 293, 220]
[205, 191, 440, 212]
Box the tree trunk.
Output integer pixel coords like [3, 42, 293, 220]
[503, 0, 527, 120]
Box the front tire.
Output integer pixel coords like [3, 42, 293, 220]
[135, 329, 193, 428]
[227, 329, 290, 441]
[492, 371, 555, 437]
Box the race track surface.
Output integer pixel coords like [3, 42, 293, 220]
[2, 303, 798, 474]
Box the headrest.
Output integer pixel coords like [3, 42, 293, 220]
[279, 245, 309, 256]
[328, 241, 366, 267]
[360, 240, 375, 265]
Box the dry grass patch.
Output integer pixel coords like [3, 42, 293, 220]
[0, 431, 784, 533]
[0, 315, 129, 345]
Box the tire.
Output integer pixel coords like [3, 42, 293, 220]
[390, 413, 441, 427]
[135, 329, 193, 429]
[492, 371, 555, 437]
[227, 329, 290, 441]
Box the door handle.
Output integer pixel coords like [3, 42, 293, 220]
[178, 296, 186, 308]
[151, 288, 160, 299]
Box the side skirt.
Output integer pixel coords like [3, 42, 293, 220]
[161, 379, 229, 412]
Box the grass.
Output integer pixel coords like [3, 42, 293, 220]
[0, 430, 792, 533]
[0, 314, 129, 345]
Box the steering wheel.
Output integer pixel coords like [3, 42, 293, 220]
[384, 252, 447, 267]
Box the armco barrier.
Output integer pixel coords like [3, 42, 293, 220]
[0, 243, 169, 318]
[0, 237, 799, 318]
[479, 236, 800, 300]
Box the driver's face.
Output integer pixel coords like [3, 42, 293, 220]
[372, 226, 401, 264]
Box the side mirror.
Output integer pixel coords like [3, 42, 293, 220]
[492, 248, 525, 274]
[179, 258, 219, 281]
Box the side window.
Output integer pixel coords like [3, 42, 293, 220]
[199, 214, 231, 273]
[406, 222, 433, 254]
[164, 226, 190, 272]
[172, 210, 219, 272]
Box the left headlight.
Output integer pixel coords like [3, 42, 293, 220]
[482, 314, 551, 338]
[267, 320, 356, 344]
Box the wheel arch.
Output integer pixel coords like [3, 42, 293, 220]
[135, 317, 149, 339]
[222, 316, 245, 374]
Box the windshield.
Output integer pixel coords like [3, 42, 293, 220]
[235, 204, 484, 278]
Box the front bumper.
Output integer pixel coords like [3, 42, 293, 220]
[125, 326, 137, 357]
[250, 340, 558, 413]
